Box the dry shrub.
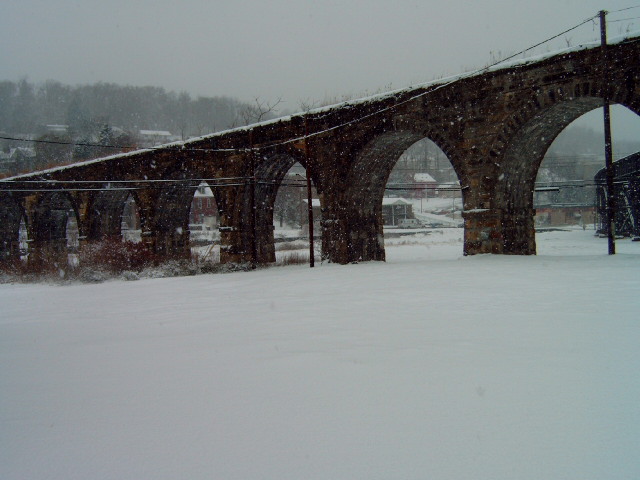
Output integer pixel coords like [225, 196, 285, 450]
[0, 248, 66, 280]
[192, 244, 220, 263]
[276, 252, 310, 266]
[1, 239, 259, 283]
[275, 241, 308, 251]
[77, 238, 160, 273]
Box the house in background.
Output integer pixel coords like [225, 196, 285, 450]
[382, 198, 414, 226]
[303, 197, 414, 228]
[0, 147, 37, 176]
[45, 124, 69, 135]
[138, 130, 179, 148]
[190, 183, 218, 229]
[413, 173, 438, 198]
[535, 205, 595, 227]
[435, 180, 461, 199]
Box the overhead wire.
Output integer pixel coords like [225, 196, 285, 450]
[608, 16, 640, 23]
[4, 176, 251, 184]
[0, 135, 137, 150]
[609, 5, 640, 14]
[4, 176, 632, 193]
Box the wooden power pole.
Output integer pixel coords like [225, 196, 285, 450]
[600, 9, 616, 255]
[304, 118, 314, 267]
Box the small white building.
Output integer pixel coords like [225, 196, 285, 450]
[382, 198, 414, 226]
[138, 130, 177, 148]
[190, 183, 218, 229]
[304, 197, 414, 226]
[435, 181, 461, 198]
[413, 173, 438, 198]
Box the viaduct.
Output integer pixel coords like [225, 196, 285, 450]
[1, 36, 640, 266]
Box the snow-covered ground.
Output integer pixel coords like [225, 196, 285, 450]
[1, 228, 639, 480]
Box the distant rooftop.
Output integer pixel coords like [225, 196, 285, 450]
[139, 130, 172, 137]
[414, 173, 437, 183]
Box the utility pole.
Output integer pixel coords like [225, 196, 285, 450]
[600, 9, 616, 255]
[304, 117, 314, 267]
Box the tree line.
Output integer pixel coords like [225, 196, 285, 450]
[0, 78, 277, 138]
[0, 78, 282, 174]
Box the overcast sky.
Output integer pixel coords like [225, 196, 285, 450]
[2, 1, 638, 106]
[2, 0, 640, 143]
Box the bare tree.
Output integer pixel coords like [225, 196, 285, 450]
[298, 98, 319, 113]
[234, 97, 283, 127]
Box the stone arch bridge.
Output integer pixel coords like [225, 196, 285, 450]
[2, 37, 640, 265]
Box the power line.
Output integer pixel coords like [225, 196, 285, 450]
[0, 135, 235, 154]
[1, 184, 251, 193]
[1, 176, 251, 184]
[0, 135, 132, 149]
[3, 177, 628, 194]
[610, 5, 640, 14]
[2, 172, 635, 195]
[608, 16, 640, 23]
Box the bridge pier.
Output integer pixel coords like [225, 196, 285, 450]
[320, 216, 347, 264]
[501, 207, 537, 254]
[463, 207, 536, 255]
[0, 195, 23, 261]
[24, 195, 69, 264]
[0, 232, 23, 261]
[463, 208, 504, 255]
[320, 203, 385, 264]
[345, 212, 385, 263]
[219, 226, 249, 264]
[255, 225, 277, 263]
[154, 228, 191, 259]
[27, 238, 69, 271]
[218, 226, 275, 264]
[217, 207, 277, 265]
[0, 239, 21, 260]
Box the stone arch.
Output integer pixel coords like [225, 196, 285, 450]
[120, 193, 142, 242]
[331, 128, 459, 262]
[495, 86, 640, 253]
[30, 191, 79, 261]
[152, 167, 202, 257]
[146, 153, 239, 258]
[238, 150, 312, 263]
[31, 191, 77, 241]
[88, 188, 135, 240]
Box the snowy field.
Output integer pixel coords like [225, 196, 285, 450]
[1, 228, 639, 480]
